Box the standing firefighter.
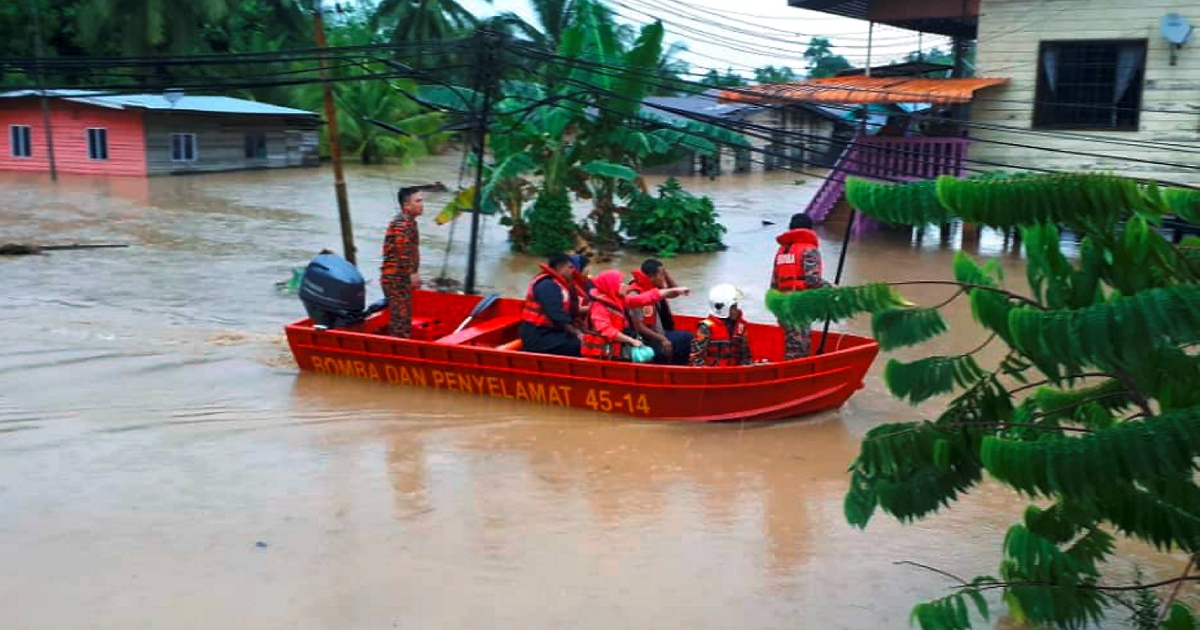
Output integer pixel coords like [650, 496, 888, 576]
[770, 213, 830, 359]
[381, 186, 424, 337]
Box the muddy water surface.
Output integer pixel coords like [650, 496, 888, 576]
[0, 154, 1190, 629]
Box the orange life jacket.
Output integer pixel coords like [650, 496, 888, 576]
[696, 316, 747, 367]
[627, 269, 660, 328]
[581, 296, 631, 360]
[521, 265, 573, 328]
[770, 228, 822, 292]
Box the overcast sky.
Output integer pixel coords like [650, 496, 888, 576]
[457, 0, 952, 77]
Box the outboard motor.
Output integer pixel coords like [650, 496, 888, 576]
[298, 252, 385, 329]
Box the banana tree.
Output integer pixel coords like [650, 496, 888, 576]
[429, 5, 751, 251]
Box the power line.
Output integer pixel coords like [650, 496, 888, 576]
[506, 45, 1200, 181]
[511, 41, 1200, 153]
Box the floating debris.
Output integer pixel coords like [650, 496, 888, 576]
[0, 243, 129, 256]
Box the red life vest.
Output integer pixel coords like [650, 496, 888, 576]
[627, 269, 659, 328]
[695, 316, 747, 367]
[770, 228, 822, 292]
[521, 265, 574, 328]
[581, 296, 630, 360]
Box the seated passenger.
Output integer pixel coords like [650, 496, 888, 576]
[568, 253, 594, 327]
[518, 253, 583, 357]
[689, 284, 753, 367]
[628, 258, 694, 365]
[582, 269, 689, 361]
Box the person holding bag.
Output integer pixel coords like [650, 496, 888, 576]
[581, 270, 688, 363]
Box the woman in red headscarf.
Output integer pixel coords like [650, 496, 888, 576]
[581, 270, 689, 361]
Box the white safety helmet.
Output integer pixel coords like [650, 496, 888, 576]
[708, 284, 743, 319]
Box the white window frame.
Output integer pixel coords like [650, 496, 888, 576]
[86, 127, 108, 161]
[9, 125, 32, 158]
[171, 133, 198, 163]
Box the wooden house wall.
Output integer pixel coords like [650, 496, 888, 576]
[971, 0, 1200, 186]
[0, 100, 147, 176]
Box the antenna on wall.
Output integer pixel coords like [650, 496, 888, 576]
[1160, 13, 1194, 66]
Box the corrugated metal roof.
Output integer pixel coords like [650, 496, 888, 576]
[718, 77, 1009, 106]
[0, 89, 319, 117]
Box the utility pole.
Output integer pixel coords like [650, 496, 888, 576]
[31, 1, 57, 182]
[865, 21, 874, 77]
[312, 0, 356, 265]
[463, 29, 500, 295]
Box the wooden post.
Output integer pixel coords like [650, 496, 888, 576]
[312, 1, 356, 265]
[31, 1, 57, 182]
[464, 29, 499, 295]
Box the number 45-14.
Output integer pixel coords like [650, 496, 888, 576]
[585, 390, 651, 415]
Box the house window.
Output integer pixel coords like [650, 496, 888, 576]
[87, 128, 108, 160]
[1033, 39, 1147, 131]
[171, 133, 197, 162]
[244, 131, 267, 160]
[9, 125, 32, 158]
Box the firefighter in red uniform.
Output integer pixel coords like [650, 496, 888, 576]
[770, 213, 830, 359]
[519, 253, 584, 357]
[381, 186, 424, 337]
[689, 284, 753, 367]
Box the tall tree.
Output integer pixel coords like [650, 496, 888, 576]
[753, 65, 796, 84]
[372, 0, 480, 47]
[804, 36, 851, 78]
[699, 68, 746, 87]
[768, 173, 1200, 630]
[75, 0, 232, 56]
[500, 0, 578, 52]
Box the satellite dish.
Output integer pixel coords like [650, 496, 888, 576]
[1161, 13, 1193, 44]
[1160, 13, 1194, 65]
[163, 89, 184, 108]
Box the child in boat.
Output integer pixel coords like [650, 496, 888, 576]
[689, 284, 753, 367]
[582, 269, 688, 362]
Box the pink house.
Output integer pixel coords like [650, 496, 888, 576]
[0, 90, 321, 177]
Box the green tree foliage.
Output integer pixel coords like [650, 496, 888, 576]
[621, 177, 726, 257]
[525, 187, 578, 256]
[699, 68, 747, 87]
[753, 65, 796, 84]
[76, 0, 232, 56]
[429, 2, 747, 252]
[804, 36, 852, 78]
[767, 172, 1200, 630]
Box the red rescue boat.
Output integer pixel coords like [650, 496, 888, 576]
[285, 289, 879, 422]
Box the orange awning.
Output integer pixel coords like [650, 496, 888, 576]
[718, 77, 1009, 106]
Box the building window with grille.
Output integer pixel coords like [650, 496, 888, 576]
[171, 133, 197, 162]
[9, 125, 32, 158]
[244, 131, 267, 160]
[87, 128, 108, 160]
[1033, 39, 1147, 131]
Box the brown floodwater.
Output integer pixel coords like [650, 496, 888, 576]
[0, 153, 1192, 630]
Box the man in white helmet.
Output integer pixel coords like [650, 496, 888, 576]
[688, 284, 753, 367]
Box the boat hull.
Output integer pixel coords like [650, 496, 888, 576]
[284, 290, 879, 422]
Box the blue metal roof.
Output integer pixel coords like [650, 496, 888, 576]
[0, 89, 319, 117]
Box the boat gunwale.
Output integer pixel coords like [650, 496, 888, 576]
[287, 327, 865, 390]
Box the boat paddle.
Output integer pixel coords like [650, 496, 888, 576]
[452, 292, 501, 334]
